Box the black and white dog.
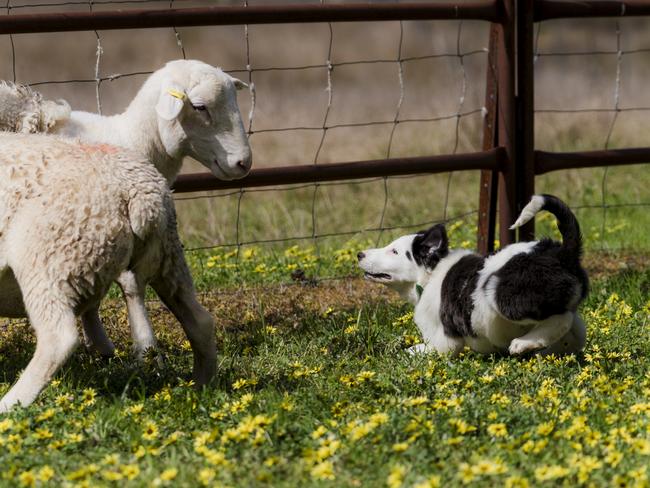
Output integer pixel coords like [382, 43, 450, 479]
[357, 195, 588, 356]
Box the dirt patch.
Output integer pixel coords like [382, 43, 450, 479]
[4, 250, 646, 342]
[583, 250, 650, 280]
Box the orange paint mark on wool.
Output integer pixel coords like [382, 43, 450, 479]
[78, 143, 120, 155]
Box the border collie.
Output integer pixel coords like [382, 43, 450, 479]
[357, 195, 588, 356]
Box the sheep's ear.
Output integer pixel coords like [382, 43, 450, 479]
[156, 85, 186, 121]
[412, 224, 449, 268]
[229, 75, 248, 91]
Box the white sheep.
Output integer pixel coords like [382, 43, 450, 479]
[1, 59, 252, 360]
[0, 81, 70, 133]
[0, 133, 215, 412]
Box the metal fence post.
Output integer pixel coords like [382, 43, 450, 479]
[516, 0, 536, 241]
[477, 24, 500, 255]
[496, 0, 517, 247]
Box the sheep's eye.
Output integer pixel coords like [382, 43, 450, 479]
[192, 104, 207, 111]
[391, 249, 398, 255]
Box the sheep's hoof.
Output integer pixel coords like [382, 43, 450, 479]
[85, 340, 116, 359]
[137, 347, 165, 368]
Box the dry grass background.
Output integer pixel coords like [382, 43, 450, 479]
[1, 1, 649, 251]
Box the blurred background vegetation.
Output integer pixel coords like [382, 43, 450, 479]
[2, 0, 649, 280]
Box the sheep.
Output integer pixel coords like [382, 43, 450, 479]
[0, 133, 216, 412]
[0, 59, 252, 360]
[0, 81, 70, 133]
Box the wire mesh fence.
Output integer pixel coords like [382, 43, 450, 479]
[1, 0, 491, 287]
[1, 0, 649, 291]
[532, 16, 650, 251]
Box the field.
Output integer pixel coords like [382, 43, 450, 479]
[0, 254, 649, 487]
[2, 2, 650, 486]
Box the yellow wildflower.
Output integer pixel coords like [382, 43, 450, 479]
[311, 426, 328, 440]
[413, 475, 441, 488]
[536, 421, 555, 436]
[37, 466, 54, 483]
[197, 468, 215, 486]
[392, 442, 409, 452]
[0, 418, 13, 432]
[82, 388, 97, 406]
[504, 476, 530, 488]
[36, 408, 56, 422]
[387, 465, 406, 488]
[18, 471, 36, 487]
[487, 423, 508, 437]
[143, 421, 159, 441]
[449, 419, 476, 435]
[126, 403, 144, 416]
[534, 465, 570, 481]
[121, 464, 140, 481]
[457, 463, 475, 484]
[311, 460, 335, 480]
[102, 470, 123, 481]
[33, 428, 53, 440]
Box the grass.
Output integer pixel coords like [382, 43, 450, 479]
[2, 10, 650, 486]
[0, 253, 649, 487]
[174, 156, 650, 261]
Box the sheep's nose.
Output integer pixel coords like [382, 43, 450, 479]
[357, 252, 365, 261]
[236, 154, 252, 174]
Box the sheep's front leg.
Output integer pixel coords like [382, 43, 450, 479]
[0, 302, 79, 412]
[81, 306, 115, 358]
[117, 270, 158, 361]
[151, 265, 216, 387]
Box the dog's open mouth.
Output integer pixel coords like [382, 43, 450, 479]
[364, 272, 392, 282]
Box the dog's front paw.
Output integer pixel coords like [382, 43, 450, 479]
[509, 338, 545, 356]
[407, 343, 431, 355]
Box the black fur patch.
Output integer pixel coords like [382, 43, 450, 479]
[439, 254, 484, 337]
[493, 239, 589, 322]
[405, 251, 412, 261]
[412, 224, 449, 269]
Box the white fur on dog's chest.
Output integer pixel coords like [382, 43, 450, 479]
[413, 250, 474, 353]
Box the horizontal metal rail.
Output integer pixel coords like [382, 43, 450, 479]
[535, 147, 650, 174]
[0, 2, 501, 35]
[172, 148, 506, 193]
[535, 0, 650, 21]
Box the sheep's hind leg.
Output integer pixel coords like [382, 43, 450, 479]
[117, 270, 160, 364]
[81, 306, 116, 358]
[0, 303, 79, 412]
[151, 264, 216, 387]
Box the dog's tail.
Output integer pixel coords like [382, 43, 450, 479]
[510, 194, 583, 257]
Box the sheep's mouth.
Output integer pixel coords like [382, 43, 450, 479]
[212, 159, 248, 181]
[364, 272, 392, 282]
[211, 160, 237, 181]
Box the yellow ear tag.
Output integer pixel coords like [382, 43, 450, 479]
[167, 89, 186, 101]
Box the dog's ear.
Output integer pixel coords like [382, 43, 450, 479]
[412, 224, 449, 268]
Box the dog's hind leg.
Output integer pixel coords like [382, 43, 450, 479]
[539, 314, 586, 356]
[81, 306, 116, 358]
[0, 298, 79, 412]
[509, 312, 573, 356]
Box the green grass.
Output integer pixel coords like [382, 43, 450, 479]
[0, 257, 649, 487]
[175, 164, 650, 263]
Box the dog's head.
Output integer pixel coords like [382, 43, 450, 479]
[357, 224, 449, 293]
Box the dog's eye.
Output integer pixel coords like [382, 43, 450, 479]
[392, 249, 398, 255]
[192, 104, 207, 111]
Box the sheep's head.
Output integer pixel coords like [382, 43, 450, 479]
[154, 60, 252, 181]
